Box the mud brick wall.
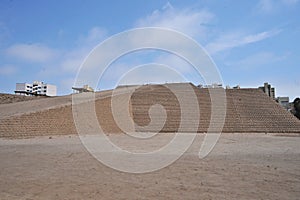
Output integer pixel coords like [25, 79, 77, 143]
[1, 83, 300, 138]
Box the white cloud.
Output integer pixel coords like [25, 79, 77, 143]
[61, 27, 108, 73]
[205, 29, 281, 54]
[6, 43, 58, 63]
[154, 53, 194, 74]
[2, 26, 108, 95]
[135, 2, 214, 39]
[132, 3, 282, 65]
[77, 27, 107, 46]
[4, 26, 106, 72]
[118, 63, 185, 86]
[101, 53, 193, 86]
[256, 0, 299, 13]
[225, 51, 288, 70]
[257, 0, 274, 12]
[281, 0, 299, 5]
[60, 48, 89, 73]
[0, 65, 17, 75]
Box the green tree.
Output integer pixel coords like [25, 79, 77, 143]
[293, 98, 300, 120]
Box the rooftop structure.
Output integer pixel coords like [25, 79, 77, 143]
[197, 83, 223, 88]
[259, 82, 275, 99]
[72, 85, 94, 93]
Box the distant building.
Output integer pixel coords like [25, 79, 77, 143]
[259, 82, 275, 99]
[276, 97, 290, 110]
[72, 85, 94, 93]
[15, 81, 57, 96]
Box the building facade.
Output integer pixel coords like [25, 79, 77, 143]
[276, 97, 290, 110]
[15, 81, 57, 96]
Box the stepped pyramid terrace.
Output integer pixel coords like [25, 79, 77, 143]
[0, 83, 299, 138]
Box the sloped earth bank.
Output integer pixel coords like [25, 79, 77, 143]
[0, 133, 299, 200]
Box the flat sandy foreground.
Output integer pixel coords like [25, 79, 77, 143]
[0, 133, 300, 200]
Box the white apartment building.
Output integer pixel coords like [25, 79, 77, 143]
[15, 81, 57, 96]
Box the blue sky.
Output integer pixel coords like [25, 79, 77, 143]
[0, 0, 299, 99]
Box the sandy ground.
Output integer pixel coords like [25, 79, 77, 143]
[0, 133, 299, 200]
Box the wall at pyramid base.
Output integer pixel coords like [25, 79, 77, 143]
[0, 83, 299, 138]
